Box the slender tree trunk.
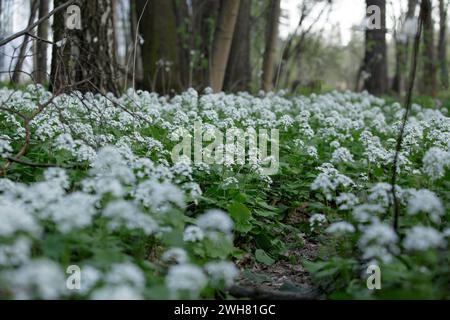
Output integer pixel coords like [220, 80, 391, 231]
[363, 0, 388, 95]
[420, 0, 437, 95]
[261, 0, 280, 92]
[136, 0, 181, 94]
[224, 0, 251, 92]
[392, 0, 417, 95]
[34, 0, 49, 84]
[173, 0, 190, 89]
[438, 0, 449, 89]
[0, 0, 4, 73]
[210, 0, 241, 92]
[12, 0, 38, 84]
[49, 0, 65, 92]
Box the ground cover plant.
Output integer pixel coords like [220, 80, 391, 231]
[0, 85, 449, 299]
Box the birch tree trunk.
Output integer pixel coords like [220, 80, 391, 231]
[261, 0, 280, 92]
[209, 0, 241, 92]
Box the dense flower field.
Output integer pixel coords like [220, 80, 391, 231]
[0, 85, 449, 299]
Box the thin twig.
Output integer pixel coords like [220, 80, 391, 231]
[391, 1, 426, 232]
[0, 0, 75, 47]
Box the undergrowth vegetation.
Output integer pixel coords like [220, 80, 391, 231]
[0, 85, 449, 299]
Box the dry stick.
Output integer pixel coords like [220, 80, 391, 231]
[0, 0, 75, 47]
[391, 2, 425, 232]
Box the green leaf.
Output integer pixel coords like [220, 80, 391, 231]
[228, 202, 251, 222]
[255, 249, 275, 266]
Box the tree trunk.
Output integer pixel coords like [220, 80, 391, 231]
[0, 0, 4, 73]
[136, 0, 181, 94]
[12, 0, 39, 84]
[261, 0, 280, 92]
[392, 0, 417, 95]
[209, 0, 241, 92]
[224, 0, 251, 92]
[191, 0, 220, 89]
[34, 0, 49, 84]
[438, 0, 449, 89]
[363, 0, 388, 95]
[420, 0, 437, 95]
[173, 0, 190, 89]
[50, 0, 119, 95]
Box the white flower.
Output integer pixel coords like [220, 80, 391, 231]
[79, 266, 101, 294]
[134, 180, 185, 212]
[306, 146, 318, 159]
[204, 261, 239, 287]
[162, 248, 188, 264]
[359, 221, 398, 248]
[105, 262, 146, 290]
[91, 285, 143, 300]
[2, 259, 66, 299]
[311, 164, 354, 201]
[330, 141, 340, 149]
[422, 147, 450, 180]
[166, 264, 207, 294]
[43, 168, 70, 189]
[197, 209, 233, 234]
[359, 220, 398, 263]
[331, 147, 354, 164]
[368, 183, 403, 207]
[46, 192, 97, 233]
[352, 204, 384, 223]
[407, 189, 444, 224]
[102, 200, 158, 235]
[0, 237, 32, 266]
[0, 137, 13, 158]
[183, 225, 205, 242]
[309, 214, 326, 230]
[403, 226, 446, 251]
[326, 222, 355, 234]
[0, 200, 40, 237]
[336, 193, 359, 210]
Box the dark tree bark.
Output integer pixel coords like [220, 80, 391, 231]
[34, 0, 49, 84]
[224, 0, 251, 92]
[438, 0, 449, 89]
[261, 0, 280, 92]
[173, 0, 190, 89]
[136, 0, 181, 94]
[12, 0, 39, 84]
[50, 0, 119, 94]
[420, 0, 437, 95]
[363, 0, 388, 95]
[191, 0, 220, 89]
